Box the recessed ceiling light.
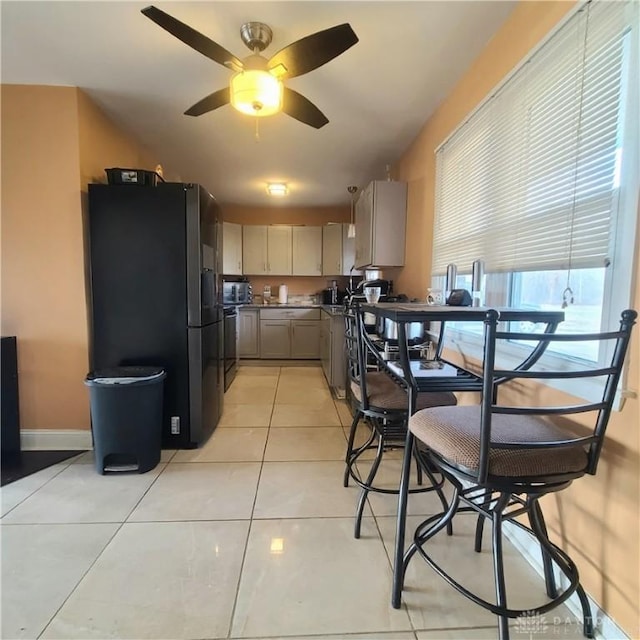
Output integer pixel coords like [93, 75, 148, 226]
[266, 182, 288, 196]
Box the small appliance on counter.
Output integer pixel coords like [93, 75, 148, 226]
[322, 279, 339, 305]
[222, 279, 252, 305]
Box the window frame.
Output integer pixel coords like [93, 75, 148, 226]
[430, 0, 639, 406]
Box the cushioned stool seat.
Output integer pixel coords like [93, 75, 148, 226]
[351, 372, 456, 411]
[410, 405, 588, 478]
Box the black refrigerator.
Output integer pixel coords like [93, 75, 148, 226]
[87, 182, 224, 449]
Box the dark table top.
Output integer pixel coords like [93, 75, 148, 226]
[361, 303, 565, 324]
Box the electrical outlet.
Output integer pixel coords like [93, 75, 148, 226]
[170, 416, 180, 434]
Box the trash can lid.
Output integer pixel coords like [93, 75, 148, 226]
[85, 366, 165, 385]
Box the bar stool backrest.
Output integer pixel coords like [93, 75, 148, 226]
[474, 308, 637, 484]
[344, 302, 372, 411]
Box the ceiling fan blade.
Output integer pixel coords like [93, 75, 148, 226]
[282, 87, 329, 129]
[141, 6, 243, 70]
[268, 23, 358, 79]
[184, 88, 230, 117]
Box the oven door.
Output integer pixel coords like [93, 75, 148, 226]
[223, 308, 238, 391]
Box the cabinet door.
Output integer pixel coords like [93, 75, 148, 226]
[242, 226, 268, 275]
[260, 320, 290, 358]
[319, 313, 331, 383]
[341, 223, 360, 276]
[370, 181, 407, 267]
[222, 222, 243, 275]
[322, 224, 342, 276]
[291, 320, 320, 359]
[354, 184, 373, 268]
[267, 226, 292, 275]
[238, 310, 259, 358]
[293, 226, 322, 276]
[330, 315, 346, 391]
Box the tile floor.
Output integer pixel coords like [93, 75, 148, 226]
[1, 364, 587, 640]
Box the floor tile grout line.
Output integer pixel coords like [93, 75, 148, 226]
[35, 519, 127, 639]
[0, 457, 76, 520]
[225, 366, 280, 638]
[20, 365, 451, 639]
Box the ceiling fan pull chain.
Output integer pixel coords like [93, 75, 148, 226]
[255, 117, 260, 142]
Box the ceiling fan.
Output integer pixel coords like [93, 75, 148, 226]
[141, 6, 359, 129]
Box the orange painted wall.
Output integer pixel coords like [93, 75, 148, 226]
[393, 2, 640, 634]
[76, 90, 168, 189]
[1, 85, 87, 430]
[222, 204, 350, 226]
[1, 85, 168, 432]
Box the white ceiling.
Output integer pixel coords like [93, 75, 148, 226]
[1, 1, 515, 207]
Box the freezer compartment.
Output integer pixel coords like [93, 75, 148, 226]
[188, 321, 224, 444]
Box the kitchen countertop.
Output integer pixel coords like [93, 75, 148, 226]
[237, 304, 345, 316]
[239, 303, 322, 309]
[320, 305, 345, 316]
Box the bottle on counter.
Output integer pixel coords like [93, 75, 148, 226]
[330, 280, 338, 305]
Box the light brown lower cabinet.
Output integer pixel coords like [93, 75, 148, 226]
[260, 320, 291, 359]
[239, 309, 259, 358]
[290, 321, 320, 359]
[258, 308, 321, 359]
[320, 309, 346, 393]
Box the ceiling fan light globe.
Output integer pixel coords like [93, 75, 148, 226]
[230, 70, 282, 117]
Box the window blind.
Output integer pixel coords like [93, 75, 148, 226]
[432, 0, 637, 276]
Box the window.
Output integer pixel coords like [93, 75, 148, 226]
[432, 0, 638, 392]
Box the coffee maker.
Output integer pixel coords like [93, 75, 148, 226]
[346, 269, 393, 332]
[322, 280, 339, 305]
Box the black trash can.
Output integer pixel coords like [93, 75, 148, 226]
[84, 366, 166, 474]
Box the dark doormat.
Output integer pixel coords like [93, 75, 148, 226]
[1, 450, 85, 487]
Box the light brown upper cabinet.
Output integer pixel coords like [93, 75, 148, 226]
[267, 226, 293, 275]
[354, 180, 407, 269]
[222, 221, 243, 275]
[292, 226, 322, 276]
[242, 225, 268, 275]
[322, 223, 359, 276]
[242, 225, 293, 275]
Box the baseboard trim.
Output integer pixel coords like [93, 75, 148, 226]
[20, 429, 92, 451]
[503, 522, 628, 640]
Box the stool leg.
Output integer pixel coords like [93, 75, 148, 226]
[343, 411, 362, 487]
[354, 431, 384, 539]
[528, 499, 594, 639]
[475, 492, 492, 552]
[475, 514, 486, 552]
[415, 446, 453, 536]
[576, 584, 595, 639]
[413, 442, 424, 486]
[392, 430, 414, 608]
[529, 500, 558, 599]
[492, 493, 511, 640]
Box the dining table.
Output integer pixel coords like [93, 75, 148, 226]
[359, 302, 566, 607]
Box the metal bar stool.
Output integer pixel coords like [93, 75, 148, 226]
[394, 309, 636, 639]
[343, 302, 457, 538]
